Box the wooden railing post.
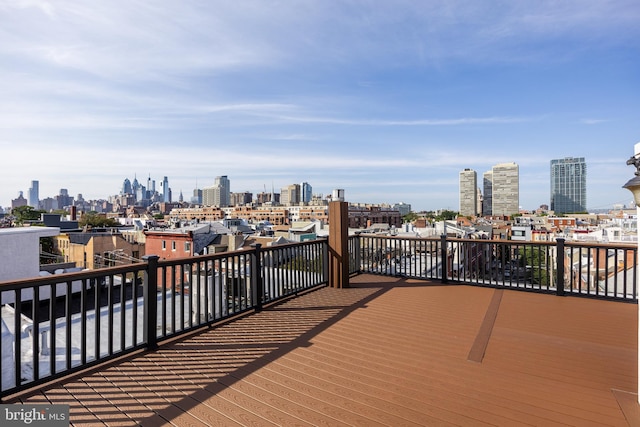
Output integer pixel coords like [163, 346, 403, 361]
[143, 255, 159, 350]
[251, 243, 263, 311]
[329, 201, 349, 288]
[555, 238, 565, 296]
[440, 234, 448, 284]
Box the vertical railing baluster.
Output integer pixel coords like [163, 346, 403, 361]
[614, 249, 619, 298]
[189, 261, 196, 324]
[120, 273, 126, 352]
[355, 236, 361, 274]
[132, 273, 139, 346]
[199, 258, 207, 323]
[94, 276, 101, 360]
[66, 280, 72, 371]
[556, 239, 565, 296]
[143, 255, 159, 350]
[14, 289, 22, 388]
[323, 238, 330, 286]
[177, 264, 184, 332]
[49, 283, 56, 376]
[107, 274, 114, 357]
[595, 247, 601, 297]
[623, 248, 629, 298]
[252, 244, 263, 311]
[440, 235, 448, 283]
[81, 278, 87, 365]
[33, 286, 40, 382]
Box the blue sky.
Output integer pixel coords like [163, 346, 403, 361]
[1, 1, 638, 212]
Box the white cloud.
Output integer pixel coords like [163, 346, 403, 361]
[580, 118, 610, 125]
[270, 115, 534, 126]
[0, 1, 636, 211]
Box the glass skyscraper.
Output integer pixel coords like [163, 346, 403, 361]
[301, 182, 312, 204]
[28, 180, 39, 208]
[550, 157, 587, 214]
[482, 171, 493, 216]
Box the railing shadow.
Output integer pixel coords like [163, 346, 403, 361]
[21, 276, 413, 425]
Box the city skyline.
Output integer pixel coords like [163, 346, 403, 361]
[1, 2, 638, 212]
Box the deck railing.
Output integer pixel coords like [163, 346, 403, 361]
[1, 233, 636, 400]
[357, 235, 637, 301]
[0, 240, 327, 399]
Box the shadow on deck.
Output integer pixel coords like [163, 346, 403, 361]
[8, 274, 639, 426]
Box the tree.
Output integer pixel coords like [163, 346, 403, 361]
[12, 205, 44, 225]
[521, 246, 551, 286]
[403, 212, 418, 223]
[79, 212, 119, 228]
[435, 210, 458, 221]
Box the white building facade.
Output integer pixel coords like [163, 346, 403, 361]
[491, 162, 519, 217]
[459, 168, 477, 217]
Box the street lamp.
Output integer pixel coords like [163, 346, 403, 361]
[623, 153, 640, 206]
[623, 143, 640, 405]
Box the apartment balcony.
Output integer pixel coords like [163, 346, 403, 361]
[1, 207, 638, 425]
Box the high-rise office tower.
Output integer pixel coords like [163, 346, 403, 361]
[121, 178, 132, 195]
[230, 191, 253, 206]
[147, 175, 154, 195]
[56, 188, 73, 209]
[482, 171, 493, 216]
[459, 169, 477, 217]
[201, 187, 215, 206]
[203, 176, 230, 207]
[491, 162, 519, 217]
[214, 176, 230, 207]
[550, 157, 587, 214]
[161, 176, 170, 202]
[281, 184, 301, 205]
[301, 182, 312, 204]
[192, 188, 203, 205]
[28, 180, 39, 208]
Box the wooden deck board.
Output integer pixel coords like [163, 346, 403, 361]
[6, 274, 638, 426]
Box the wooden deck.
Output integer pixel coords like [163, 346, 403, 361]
[9, 274, 639, 426]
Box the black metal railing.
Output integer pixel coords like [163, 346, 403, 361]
[0, 240, 327, 400]
[357, 234, 637, 301]
[1, 233, 635, 400]
[348, 236, 360, 275]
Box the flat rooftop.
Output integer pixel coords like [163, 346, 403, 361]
[9, 274, 638, 426]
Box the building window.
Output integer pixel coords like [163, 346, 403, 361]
[172, 241, 176, 251]
[162, 240, 166, 250]
[185, 242, 191, 252]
